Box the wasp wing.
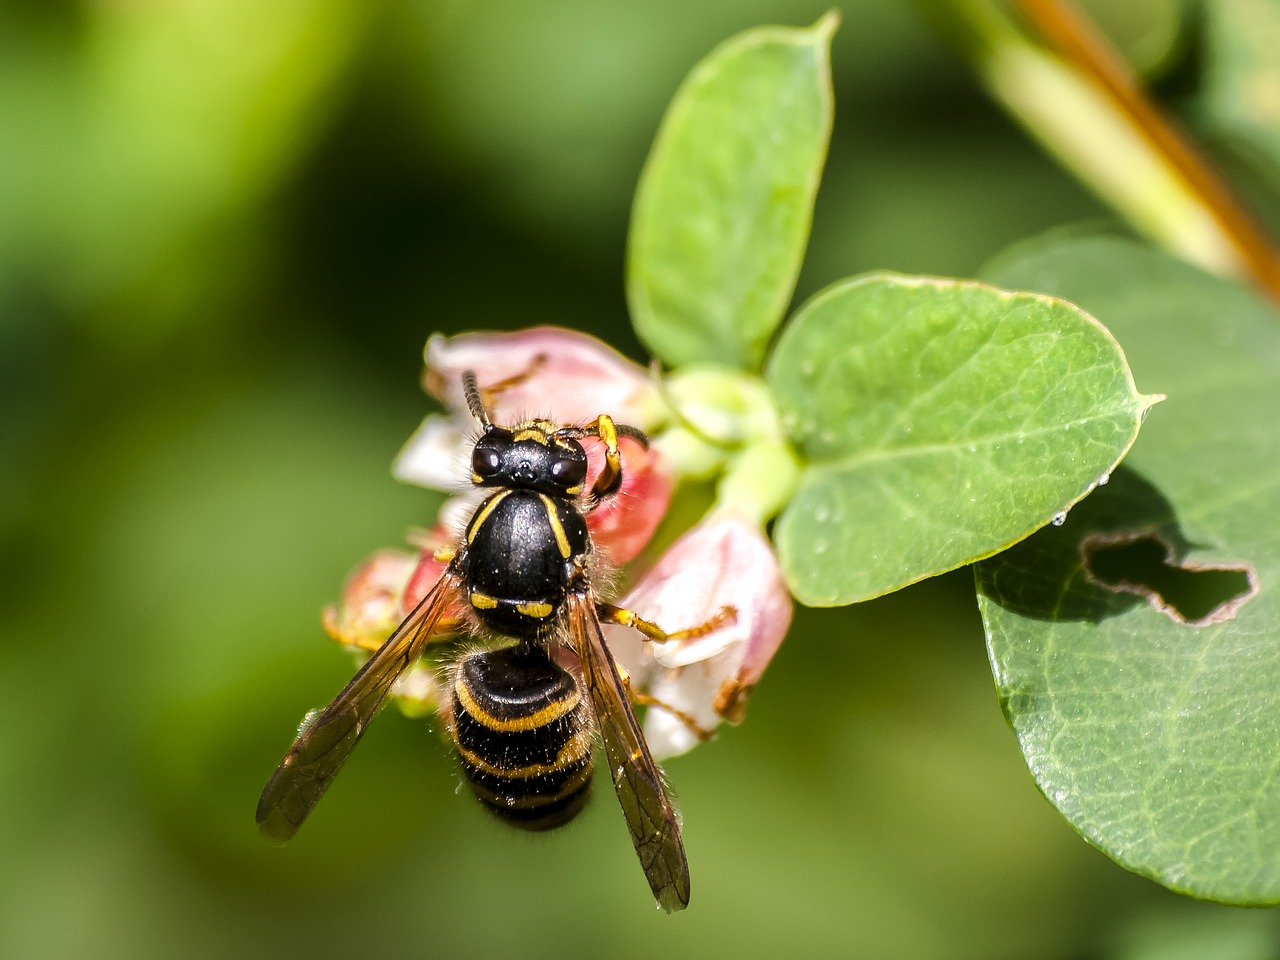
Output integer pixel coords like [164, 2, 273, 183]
[256, 568, 463, 842]
[567, 591, 690, 912]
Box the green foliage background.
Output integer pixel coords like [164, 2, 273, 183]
[3, 1, 1276, 958]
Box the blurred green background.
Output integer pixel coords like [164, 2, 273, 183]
[4, 1, 1277, 958]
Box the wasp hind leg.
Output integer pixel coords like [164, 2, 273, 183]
[611, 657, 714, 743]
[596, 602, 738, 742]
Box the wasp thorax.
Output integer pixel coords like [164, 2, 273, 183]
[469, 425, 589, 498]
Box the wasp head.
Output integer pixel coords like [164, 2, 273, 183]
[469, 423, 589, 498]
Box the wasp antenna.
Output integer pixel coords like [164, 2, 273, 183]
[615, 422, 651, 449]
[462, 371, 492, 428]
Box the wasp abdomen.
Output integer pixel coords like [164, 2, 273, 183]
[450, 645, 593, 831]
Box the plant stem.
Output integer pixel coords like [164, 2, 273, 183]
[1010, 0, 1280, 303]
[931, 0, 1280, 305]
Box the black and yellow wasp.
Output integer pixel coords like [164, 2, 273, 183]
[257, 370, 724, 912]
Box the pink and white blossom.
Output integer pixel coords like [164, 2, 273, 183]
[423, 326, 663, 428]
[605, 512, 793, 759]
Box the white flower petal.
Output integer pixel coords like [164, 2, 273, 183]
[643, 659, 726, 760]
[393, 415, 472, 491]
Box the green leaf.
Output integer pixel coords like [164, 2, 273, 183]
[768, 272, 1154, 606]
[1077, 0, 1187, 78]
[626, 14, 836, 371]
[979, 235, 1280, 904]
[1198, 0, 1280, 187]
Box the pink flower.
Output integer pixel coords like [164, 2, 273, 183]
[605, 513, 793, 759]
[422, 327, 664, 428]
[322, 549, 419, 652]
[582, 436, 672, 565]
[324, 526, 466, 651]
[398, 524, 461, 616]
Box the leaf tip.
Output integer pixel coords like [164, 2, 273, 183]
[1140, 392, 1167, 416]
[813, 9, 841, 42]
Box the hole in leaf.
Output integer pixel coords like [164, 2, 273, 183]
[1081, 533, 1255, 626]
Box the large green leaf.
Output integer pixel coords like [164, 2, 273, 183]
[979, 235, 1280, 904]
[768, 272, 1155, 606]
[626, 15, 835, 371]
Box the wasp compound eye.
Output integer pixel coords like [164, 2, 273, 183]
[551, 456, 587, 488]
[472, 445, 502, 478]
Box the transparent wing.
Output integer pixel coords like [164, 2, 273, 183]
[256, 569, 463, 842]
[567, 591, 690, 912]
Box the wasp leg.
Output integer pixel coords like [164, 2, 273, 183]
[560, 414, 623, 506]
[596, 602, 736, 645]
[712, 676, 754, 724]
[555, 415, 650, 509]
[613, 659, 714, 742]
[595, 602, 736, 740]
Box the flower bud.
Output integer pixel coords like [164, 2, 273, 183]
[423, 326, 664, 429]
[322, 550, 419, 652]
[399, 524, 462, 617]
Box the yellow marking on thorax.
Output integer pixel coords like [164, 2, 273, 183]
[538, 493, 573, 559]
[466, 489, 512, 543]
[516, 601, 554, 619]
[455, 679, 581, 732]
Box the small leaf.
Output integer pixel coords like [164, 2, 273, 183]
[979, 235, 1280, 904]
[768, 273, 1154, 606]
[627, 14, 836, 371]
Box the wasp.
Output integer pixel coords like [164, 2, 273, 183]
[257, 370, 728, 912]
